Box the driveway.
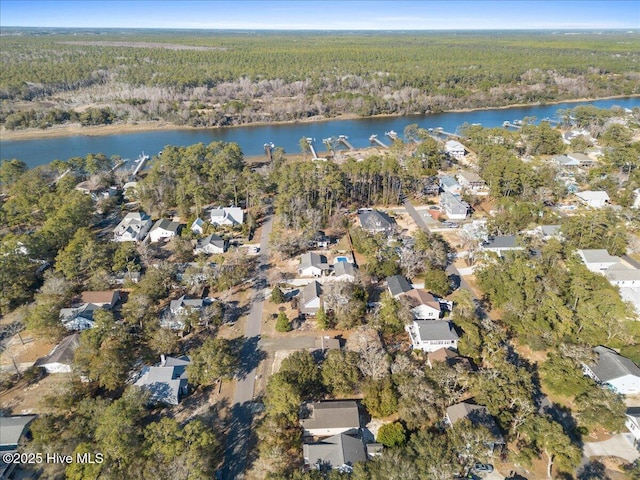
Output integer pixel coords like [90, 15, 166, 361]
[258, 336, 318, 352]
[584, 434, 640, 463]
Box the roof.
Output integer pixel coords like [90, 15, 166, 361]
[134, 355, 190, 405]
[150, 218, 181, 234]
[627, 407, 640, 421]
[387, 275, 413, 297]
[210, 207, 244, 224]
[36, 333, 80, 367]
[0, 415, 37, 447]
[301, 281, 323, 309]
[605, 268, 640, 282]
[300, 252, 329, 270]
[567, 152, 592, 162]
[358, 210, 394, 231]
[577, 249, 620, 265]
[439, 175, 460, 188]
[440, 191, 469, 215]
[428, 347, 460, 363]
[539, 225, 562, 236]
[170, 295, 204, 312]
[457, 171, 484, 183]
[303, 434, 366, 469]
[334, 262, 356, 278]
[446, 402, 503, 443]
[404, 289, 441, 311]
[80, 290, 118, 305]
[59, 302, 101, 322]
[482, 235, 520, 250]
[196, 234, 226, 250]
[415, 320, 459, 342]
[301, 401, 360, 432]
[591, 346, 640, 383]
[576, 191, 610, 203]
[445, 140, 465, 150]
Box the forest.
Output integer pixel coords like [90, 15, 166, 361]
[1, 29, 639, 131]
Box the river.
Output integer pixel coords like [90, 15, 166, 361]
[1, 97, 639, 168]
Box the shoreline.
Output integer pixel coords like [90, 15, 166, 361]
[1, 94, 638, 143]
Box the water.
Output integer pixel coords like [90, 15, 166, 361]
[1, 97, 638, 168]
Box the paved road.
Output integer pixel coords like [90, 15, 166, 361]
[221, 215, 273, 480]
[623, 254, 640, 269]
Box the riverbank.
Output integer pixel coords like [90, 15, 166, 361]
[2, 94, 638, 143]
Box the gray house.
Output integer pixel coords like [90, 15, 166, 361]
[445, 401, 504, 453]
[300, 281, 323, 316]
[194, 234, 228, 255]
[303, 433, 367, 472]
[298, 252, 331, 277]
[301, 401, 361, 437]
[134, 355, 191, 405]
[386, 275, 413, 298]
[36, 333, 80, 373]
[358, 209, 395, 234]
[583, 346, 640, 395]
[480, 235, 524, 257]
[440, 191, 469, 220]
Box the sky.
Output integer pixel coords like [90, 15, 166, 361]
[0, 0, 638, 30]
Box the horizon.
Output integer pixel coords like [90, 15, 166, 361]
[1, 1, 638, 30]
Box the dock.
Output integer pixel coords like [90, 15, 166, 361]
[264, 142, 275, 161]
[338, 135, 355, 150]
[369, 134, 389, 149]
[385, 130, 398, 142]
[502, 121, 522, 130]
[132, 152, 150, 177]
[306, 138, 319, 160]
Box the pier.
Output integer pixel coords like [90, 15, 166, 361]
[306, 138, 319, 160]
[502, 121, 522, 130]
[338, 135, 355, 150]
[385, 130, 398, 142]
[264, 142, 275, 161]
[369, 134, 389, 149]
[132, 152, 150, 177]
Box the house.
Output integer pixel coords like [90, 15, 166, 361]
[439, 175, 462, 196]
[75, 180, 118, 199]
[358, 209, 395, 234]
[210, 207, 244, 226]
[298, 252, 331, 277]
[300, 280, 323, 316]
[386, 275, 413, 298]
[134, 355, 190, 405]
[576, 249, 621, 273]
[567, 152, 597, 168]
[59, 303, 101, 331]
[480, 235, 524, 257]
[35, 333, 80, 373]
[534, 224, 563, 241]
[148, 218, 181, 243]
[605, 266, 640, 288]
[405, 320, 459, 352]
[445, 140, 466, 160]
[113, 211, 153, 242]
[194, 234, 228, 255]
[583, 346, 640, 395]
[457, 171, 488, 194]
[301, 401, 360, 437]
[445, 402, 504, 453]
[0, 415, 37, 480]
[333, 262, 357, 282]
[191, 217, 205, 235]
[440, 191, 469, 220]
[303, 433, 367, 472]
[169, 295, 204, 317]
[575, 191, 610, 208]
[552, 155, 580, 169]
[625, 407, 640, 445]
[311, 231, 331, 249]
[80, 290, 120, 308]
[402, 289, 442, 319]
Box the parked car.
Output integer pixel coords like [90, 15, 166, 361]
[471, 463, 494, 475]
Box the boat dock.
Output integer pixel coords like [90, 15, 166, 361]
[264, 142, 275, 161]
[369, 134, 389, 149]
[338, 135, 355, 150]
[306, 138, 319, 160]
[502, 121, 522, 130]
[132, 152, 150, 177]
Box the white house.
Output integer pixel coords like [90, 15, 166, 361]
[300, 281, 323, 316]
[583, 346, 640, 395]
[333, 262, 357, 282]
[59, 303, 101, 331]
[36, 333, 80, 373]
[191, 217, 205, 235]
[480, 235, 524, 257]
[301, 401, 360, 437]
[457, 171, 488, 195]
[439, 175, 462, 196]
[194, 234, 228, 255]
[148, 218, 181, 243]
[440, 191, 469, 220]
[405, 320, 459, 352]
[113, 211, 152, 242]
[605, 266, 640, 288]
[626, 408, 640, 445]
[210, 207, 244, 226]
[445, 140, 466, 160]
[402, 289, 442, 319]
[576, 249, 621, 273]
[575, 191, 610, 208]
[169, 295, 204, 317]
[298, 252, 330, 277]
[134, 355, 191, 405]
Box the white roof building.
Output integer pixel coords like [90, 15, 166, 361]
[445, 140, 466, 160]
[583, 346, 640, 395]
[210, 207, 244, 226]
[148, 219, 181, 243]
[575, 191, 610, 208]
[113, 212, 153, 242]
[405, 320, 459, 352]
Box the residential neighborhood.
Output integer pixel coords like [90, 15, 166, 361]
[2, 103, 640, 480]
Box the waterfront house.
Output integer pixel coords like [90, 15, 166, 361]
[445, 140, 466, 160]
